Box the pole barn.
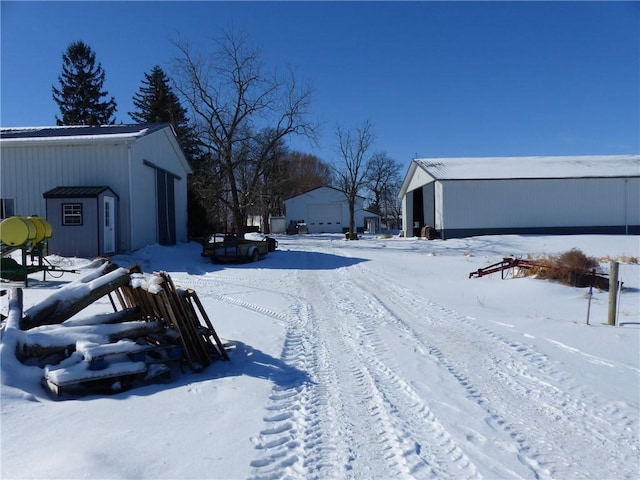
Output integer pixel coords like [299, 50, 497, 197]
[399, 155, 640, 239]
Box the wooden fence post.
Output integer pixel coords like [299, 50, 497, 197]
[607, 261, 619, 326]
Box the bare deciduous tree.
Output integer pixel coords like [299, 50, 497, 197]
[365, 152, 402, 229]
[334, 120, 375, 240]
[283, 151, 333, 197]
[172, 30, 316, 236]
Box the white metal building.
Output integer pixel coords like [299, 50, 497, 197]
[0, 124, 192, 254]
[399, 155, 640, 239]
[285, 186, 380, 234]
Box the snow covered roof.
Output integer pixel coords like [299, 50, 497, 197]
[414, 155, 640, 181]
[0, 124, 170, 144]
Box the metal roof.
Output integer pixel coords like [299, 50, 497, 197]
[414, 155, 640, 181]
[0, 123, 169, 141]
[43, 186, 118, 198]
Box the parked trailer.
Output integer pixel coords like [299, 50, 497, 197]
[201, 234, 277, 263]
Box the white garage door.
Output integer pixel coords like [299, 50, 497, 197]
[308, 204, 343, 233]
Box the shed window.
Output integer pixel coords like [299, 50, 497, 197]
[62, 203, 83, 226]
[0, 198, 15, 219]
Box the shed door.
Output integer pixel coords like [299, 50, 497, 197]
[103, 196, 116, 254]
[156, 170, 176, 246]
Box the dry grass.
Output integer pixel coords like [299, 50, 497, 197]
[521, 248, 599, 284]
[599, 255, 639, 264]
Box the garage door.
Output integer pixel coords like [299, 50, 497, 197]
[308, 204, 342, 233]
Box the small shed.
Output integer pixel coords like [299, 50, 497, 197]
[399, 155, 640, 239]
[44, 186, 119, 258]
[285, 186, 379, 234]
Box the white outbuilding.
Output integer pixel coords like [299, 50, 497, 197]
[285, 186, 380, 234]
[0, 124, 192, 255]
[399, 155, 640, 239]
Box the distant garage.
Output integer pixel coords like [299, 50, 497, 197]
[399, 155, 640, 239]
[285, 186, 380, 234]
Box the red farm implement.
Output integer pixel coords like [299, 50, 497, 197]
[468, 257, 538, 279]
[469, 257, 614, 290]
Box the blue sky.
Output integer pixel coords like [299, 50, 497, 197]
[2, 1, 638, 169]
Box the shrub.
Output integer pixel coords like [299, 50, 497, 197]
[521, 248, 599, 285]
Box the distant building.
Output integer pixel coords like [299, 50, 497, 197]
[285, 186, 380, 234]
[0, 124, 192, 256]
[398, 155, 640, 239]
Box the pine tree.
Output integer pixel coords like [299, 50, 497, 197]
[130, 66, 183, 124]
[52, 41, 117, 125]
[129, 66, 200, 161]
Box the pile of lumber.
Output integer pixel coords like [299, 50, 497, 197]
[7, 261, 229, 398]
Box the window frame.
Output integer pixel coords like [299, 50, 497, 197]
[62, 203, 83, 226]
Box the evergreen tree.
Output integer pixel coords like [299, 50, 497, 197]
[129, 66, 200, 161]
[52, 40, 117, 125]
[130, 66, 184, 125]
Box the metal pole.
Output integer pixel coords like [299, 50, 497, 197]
[586, 284, 593, 325]
[608, 261, 619, 326]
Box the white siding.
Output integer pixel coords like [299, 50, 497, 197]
[1, 142, 134, 249]
[1, 142, 130, 218]
[441, 177, 638, 229]
[624, 178, 640, 232]
[401, 192, 412, 233]
[1, 125, 191, 252]
[405, 165, 434, 192]
[129, 131, 190, 249]
[434, 182, 445, 231]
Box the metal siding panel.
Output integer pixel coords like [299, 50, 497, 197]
[132, 133, 190, 245]
[625, 178, 640, 228]
[1, 142, 131, 248]
[129, 157, 158, 250]
[406, 167, 435, 192]
[442, 178, 633, 229]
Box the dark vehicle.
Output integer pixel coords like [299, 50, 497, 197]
[201, 234, 277, 263]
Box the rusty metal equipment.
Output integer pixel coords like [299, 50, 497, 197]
[469, 256, 615, 290]
[468, 257, 538, 279]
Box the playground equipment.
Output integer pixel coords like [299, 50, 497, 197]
[0, 216, 75, 286]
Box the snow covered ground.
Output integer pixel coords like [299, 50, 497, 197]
[1, 233, 639, 480]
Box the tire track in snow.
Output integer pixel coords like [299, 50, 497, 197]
[345, 262, 639, 480]
[280, 267, 482, 479]
[170, 275, 344, 478]
[265, 270, 416, 479]
[174, 273, 402, 478]
[246, 300, 355, 480]
[317, 270, 484, 480]
[173, 264, 483, 478]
